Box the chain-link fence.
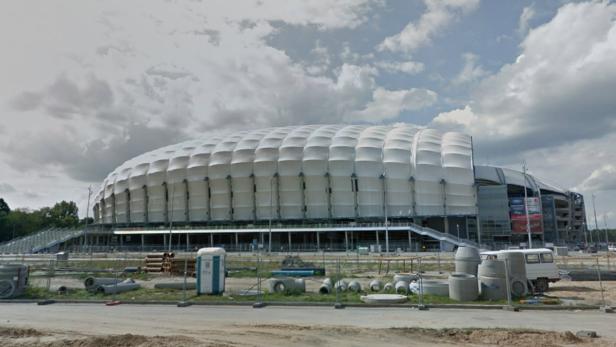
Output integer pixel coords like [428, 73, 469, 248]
[1, 250, 614, 308]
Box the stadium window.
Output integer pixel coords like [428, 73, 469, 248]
[540, 253, 553, 263]
[525, 254, 540, 264]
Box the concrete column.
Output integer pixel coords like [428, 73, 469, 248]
[351, 174, 359, 218]
[210, 233, 214, 247]
[111, 193, 117, 226]
[205, 177, 211, 222]
[288, 232, 292, 253]
[325, 173, 332, 219]
[184, 179, 190, 222]
[299, 172, 306, 219]
[141, 234, 145, 252]
[376, 231, 380, 249]
[344, 231, 349, 252]
[163, 182, 169, 225]
[143, 185, 149, 224]
[126, 189, 131, 224]
[119, 234, 123, 248]
[316, 232, 320, 251]
[235, 233, 239, 251]
[186, 233, 190, 251]
[227, 175, 233, 221]
[163, 234, 167, 249]
[408, 231, 412, 252]
[250, 174, 257, 222]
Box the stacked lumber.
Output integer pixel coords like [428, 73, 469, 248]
[144, 252, 174, 273]
[168, 257, 196, 277]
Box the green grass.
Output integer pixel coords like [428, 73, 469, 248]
[20, 285, 508, 306]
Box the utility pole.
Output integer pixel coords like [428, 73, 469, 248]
[604, 214, 609, 245]
[592, 193, 599, 246]
[85, 186, 92, 253]
[522, 161, 532, 249]
[268, 175, 274, 254]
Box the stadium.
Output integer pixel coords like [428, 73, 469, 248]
[90, 123, 587, 252]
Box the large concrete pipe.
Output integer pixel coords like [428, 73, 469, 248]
[421, 280, 449, 297]
[0, 279, 16, 299]
[335, 280, 348, 292]
[478, 260, 507, 301]
[0, 264, 28, 298]
[383, 282, 394, 292]
[393, 273, 417, 284]
[84, 277, 124, 291]
[319, 278, 333, 294]
[448, 273, 479, 301]
[268, 278, 305, 294]
[369, 280, 383, 292]
[97, 279, 140, 295]
[395, 281, 409, 294]
[348, 280, 362, 293]
[496, 252, 528, 297]
[454, 247, 481, 276]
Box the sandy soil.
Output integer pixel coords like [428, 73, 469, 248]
[549, 280, 616, 306]
[1, 324, 613, 347]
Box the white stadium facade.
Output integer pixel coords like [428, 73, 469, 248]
[91, 124, 587, 251]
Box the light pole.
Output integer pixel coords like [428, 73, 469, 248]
[456, 223, 460, 241]
[522, 161, 532, 249]
[592, 193, 599, 246]
[268, 174, 275, 254]
[604, 214, 609, 246]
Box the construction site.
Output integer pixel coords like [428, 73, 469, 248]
[1, 123, 615, 346]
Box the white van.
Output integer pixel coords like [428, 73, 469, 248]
[481, 248, 559, 292]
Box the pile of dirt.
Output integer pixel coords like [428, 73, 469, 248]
[392, 327, 584, 347]
[0, 327, 45, 338]
[0, 332, 200, 347]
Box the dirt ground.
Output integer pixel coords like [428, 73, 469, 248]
[549, 280, 616, 306]
[1, 324, 614, 347]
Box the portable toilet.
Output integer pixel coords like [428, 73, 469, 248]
[196, 247, 226, 294]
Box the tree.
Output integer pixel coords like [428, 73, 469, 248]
[48, 201, 79, 228]
[0, 198, 10, 215]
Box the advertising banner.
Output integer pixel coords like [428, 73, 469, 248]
[510, 197, 543, 234]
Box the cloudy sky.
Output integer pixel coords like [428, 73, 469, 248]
[0, 0, 615, 228]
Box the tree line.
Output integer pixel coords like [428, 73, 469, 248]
[0, 198, 92, 243]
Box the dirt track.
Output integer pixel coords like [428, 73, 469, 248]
[1, 324, 612, 347]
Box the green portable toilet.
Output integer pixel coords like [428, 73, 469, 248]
[196, 247, 226, 294]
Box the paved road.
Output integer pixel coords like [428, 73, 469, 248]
[1, 303, 614, 337]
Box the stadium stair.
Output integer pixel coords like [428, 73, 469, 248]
[0, 227, 86, 254]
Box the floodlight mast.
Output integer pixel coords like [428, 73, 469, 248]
[522, 161, 532, 249]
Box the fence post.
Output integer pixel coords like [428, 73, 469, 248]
[253, 254, 265, 308]
[418, 257, 427, 310]
[334, 257, 343, 309]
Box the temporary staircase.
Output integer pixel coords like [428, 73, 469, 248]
[0, 227, 86, 254]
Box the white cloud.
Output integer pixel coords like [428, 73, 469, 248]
[518, 4, 536, 36]
[451, 52, 487, 85]
[375, 60, 425, 75]
[432, 2, 616, 152]
[577, 164, 616, 192]
[432, 105, 477, 129]
[350, 87, 437, 121]
[378, 0, 480, 52]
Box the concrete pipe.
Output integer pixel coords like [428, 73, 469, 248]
[323, 278, 333, 287]
[421, 280, 449, 297]
[319, 282, 332, 295]
[84, 277, 124, 291]
[383, 282, 394, 292]
[393, 274, 418, 284]
[454, 247, 481, 276]
[348, 280, 362, 293]
[268, 278, 305, 294]
[154, 282, 197, 290]
[369, 280, 383, 292]
[478, 276, 507, 301]
[0, 264, 28, 296]
[395, 281, 409, 295]
[477, 260, 506, 278]
[335, 280, 348, 292]
[97, 281, 141, 295]
[448, 273, 478, 301]
[0, 279, 16, 299]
